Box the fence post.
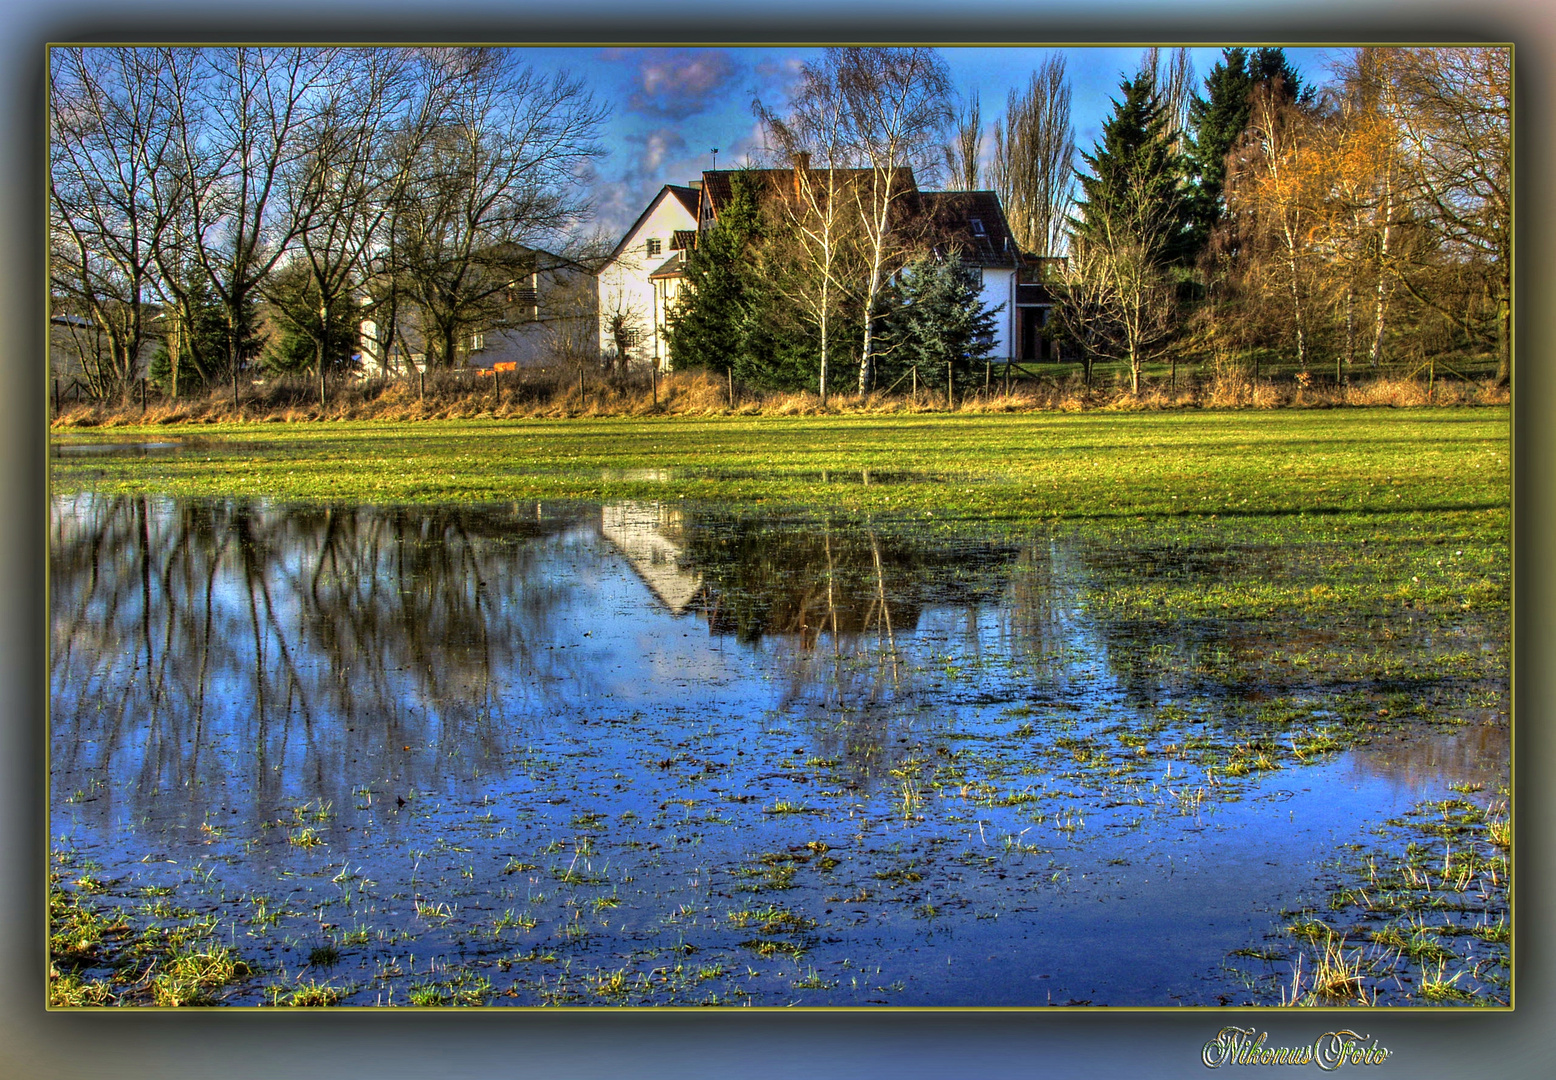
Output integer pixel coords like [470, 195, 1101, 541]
[579, 369, 585, 406]
[140, 378, 147, 413]
[728, 367, 735, 408]
[53, 377, 60, 417]
[418, 367, 425, 401]
[947, 361, 953, 410]
[652, 365, 658, 407]
[985, 360, 991, 397]
[911, 365, 917, 402]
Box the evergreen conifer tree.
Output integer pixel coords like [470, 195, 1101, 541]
[665, 177, 761, 377]
[878, 253, 1000, 393]
[1184, 47, 1306, 249]
[1070, 71, 1193, 268]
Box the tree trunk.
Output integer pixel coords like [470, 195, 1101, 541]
[317, 335, 327, 408]
[1370, 197, 1392, 369]
[858, 294, 878, 394]
[818, 310, 829, 403]
[169, 315, 181, 401]
[1495, 291, 1510, 386]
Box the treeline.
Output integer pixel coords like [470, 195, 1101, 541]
[49, 46, 1512, 414]
[1055, 46, 1511, 391]
[668, 46, 1511, 398]
[49, 46, 603, 402]
[667, 48, 1003, 401]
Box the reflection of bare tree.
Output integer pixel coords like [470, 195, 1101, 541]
[50, 496, 592, 832]
[995, 536, 1097, 694]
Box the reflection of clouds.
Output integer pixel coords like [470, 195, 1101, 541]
[641, 641, 735, 686]
[627, 48, 738, 119]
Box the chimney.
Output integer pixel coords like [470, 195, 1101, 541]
[688, 179, 702, 189]
[792, 152, 811, 197]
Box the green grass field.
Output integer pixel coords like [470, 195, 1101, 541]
[51, 407, 1509, 525]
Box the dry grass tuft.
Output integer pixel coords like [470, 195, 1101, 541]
[52, 366, 1509, 429]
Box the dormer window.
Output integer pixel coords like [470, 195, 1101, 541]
[646, 238, 663, 258]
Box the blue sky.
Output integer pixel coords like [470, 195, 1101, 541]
[523, 45, 1343, 242]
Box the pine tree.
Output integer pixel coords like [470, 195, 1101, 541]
[1061, 72, 1192, 394]
[665, 175, 813, 389]
[1185, 47, 1306, 249]
[878, 253, 1000, 393]
[665, 178, 761, 376]
[1070, 72, 1193, 268]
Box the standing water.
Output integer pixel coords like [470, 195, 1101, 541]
[49, 495, 1509, 1006]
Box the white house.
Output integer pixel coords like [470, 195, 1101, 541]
[599, 168, 1060, 371]
[359, 249, 597, 376]
[596, 183, 702, 371]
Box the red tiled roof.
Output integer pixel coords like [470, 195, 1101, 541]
[700, 166, 919, 220]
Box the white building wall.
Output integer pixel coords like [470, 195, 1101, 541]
[598, 191, 698, 371]
[979, 268, 1018, 361]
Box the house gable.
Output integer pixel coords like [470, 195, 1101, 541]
[598, 183, 702, 370]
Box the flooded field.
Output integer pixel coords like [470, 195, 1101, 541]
[49, 494, 1509, 1007]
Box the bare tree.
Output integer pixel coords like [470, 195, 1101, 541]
[164, 47, 339, 403]
[943, 93, 981, 191]
[394, 48, 603, 368]
[1225, 81, 1322, 370]
[1140, 47, 1195, 150]
[835, 47, 952, 392]
[991, 54, 1075, 257]
[1301, 48, 1413, 380]
[1054, 224, 1178, 394]
[756, 56, 867, 401]
[1387, 47, 1511, 384]
[49, 47, 185, 398]
[265, 48, 431, 404]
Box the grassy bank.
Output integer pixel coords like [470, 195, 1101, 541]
[51, 407, 1509, 525]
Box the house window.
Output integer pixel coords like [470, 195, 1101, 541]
[469, 332, 485, 352]
[508, 271, 539, 318]
[646, 237, 662, 258]
[969, 217, 986, 237]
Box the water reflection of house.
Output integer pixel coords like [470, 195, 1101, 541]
[598, 502, 704, 615]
